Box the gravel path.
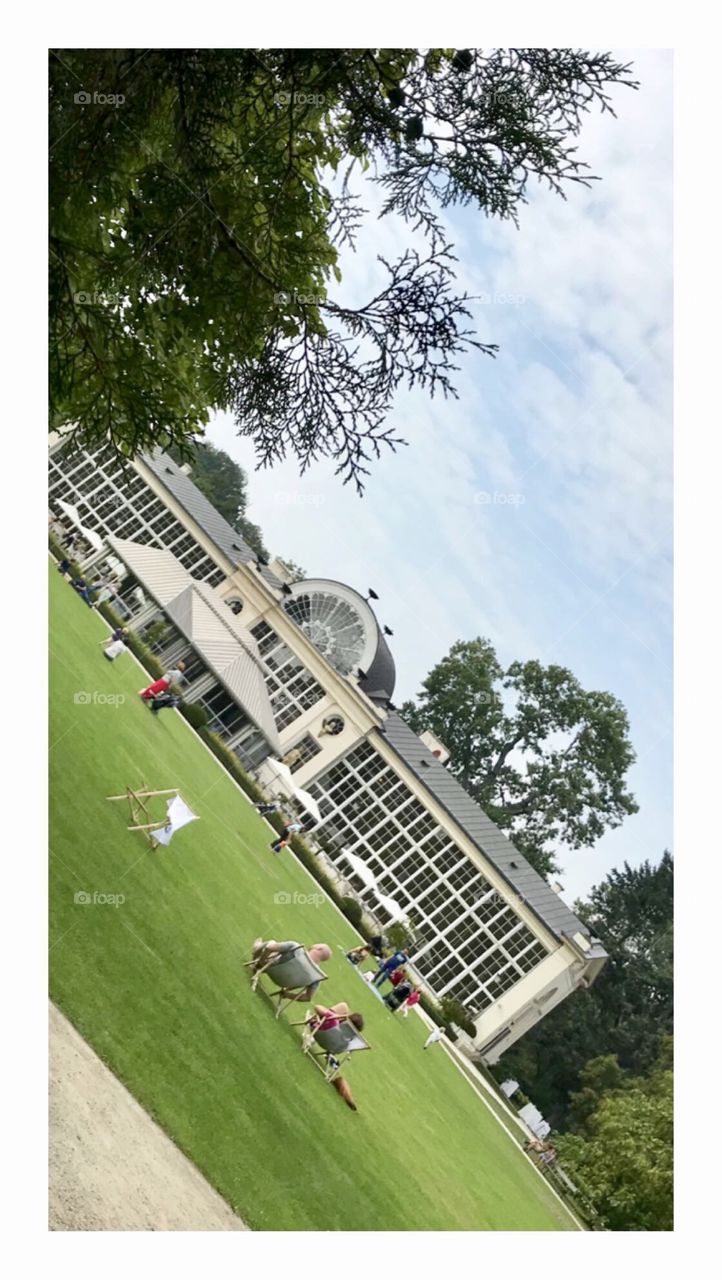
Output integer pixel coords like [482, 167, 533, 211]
[49, 1004, 247, 1231]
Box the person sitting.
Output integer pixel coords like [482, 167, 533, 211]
[270, 819, 303, 852]
[251, 939, 332, 1001]
[384, 980, 413, 1011]
[71, 577, 95, 607]
[150, 690, 182, 714]
[255, 799, 283, 816]
[139, 661, 186, 700]
[307, 1001, 364, 1035]
[101, 627, 129, 661]
[389, 967, 408, 988]
[346, 945, 369, 966]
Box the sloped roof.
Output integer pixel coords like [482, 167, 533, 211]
[107, 537, 281, 754]
[380, 711, 598, 946]
[142, 450, 282, 591]
[106, 537, 192, 605]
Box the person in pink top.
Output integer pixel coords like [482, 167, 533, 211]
[309, 1002, 364, 1034]
[401, 989, 421, 1017]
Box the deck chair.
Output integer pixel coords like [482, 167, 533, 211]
[293, 1013, 371, 1081]
[244, 943, 328, 1018]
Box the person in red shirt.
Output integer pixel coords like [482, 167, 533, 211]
[401, 989, 421, 1017]
[389, 967, 408, 988]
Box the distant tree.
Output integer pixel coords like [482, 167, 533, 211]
[168, 441, 270, 560]
[565, 1054, 628, 1133]
[439, 994, 477, 1039]
[493, 853, 673, 1129]
[556, 1062, 673, 1231]
[276, 559, 307, 584]
[386, 920, 416, 953]
[50, 48, 636, 489]
[401, 638, 637, 877]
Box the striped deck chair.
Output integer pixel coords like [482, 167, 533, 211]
[244, 943, 328, 1018]
[292, 1012, 371, 1080]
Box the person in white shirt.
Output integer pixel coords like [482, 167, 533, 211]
[423, 1027, 445, 1049]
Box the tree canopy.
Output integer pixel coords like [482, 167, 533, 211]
[50, 48, 636, 489]
[167, 440, 269, 559]
[400, 637, 638, 877]
[493, 852, 673, 1129]
[556, 1055, 673, 1231]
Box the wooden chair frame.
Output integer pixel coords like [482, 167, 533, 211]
[106, 786, 179, 849]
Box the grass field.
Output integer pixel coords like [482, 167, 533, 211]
[49, 564, 578, 1231]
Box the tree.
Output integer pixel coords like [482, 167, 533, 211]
[401, 638, 637, 877]
[276, 559, 307, 584]
[492, 853, 673, 1130]
[439, 994, 477, 1039]
[50, 48, 636, 488]
[386, 920, 416, 953]
[168, 441, 270, 559]
[555, 1063, 673, 1231]
[565, 1054, 628, 1133]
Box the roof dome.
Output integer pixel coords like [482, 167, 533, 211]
[282, 578, 396, 699]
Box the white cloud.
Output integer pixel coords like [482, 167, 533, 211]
[206, 49, 672, 898]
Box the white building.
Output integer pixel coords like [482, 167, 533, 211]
[49, 438, 608, 1061]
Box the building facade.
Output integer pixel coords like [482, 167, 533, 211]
[49, 437, 607, 1061]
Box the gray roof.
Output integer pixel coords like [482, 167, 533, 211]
[380, 711, 598, 946]
[143, 450, 282, 591]
[359, 629, 397, 701]
[107, 536, 282, 754]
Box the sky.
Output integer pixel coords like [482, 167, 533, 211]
[206, 49, 672, 903]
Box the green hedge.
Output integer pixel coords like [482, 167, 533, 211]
[179, 702, 210, 731]
[339, 896, 364, 928]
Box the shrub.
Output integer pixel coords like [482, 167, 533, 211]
[417, 988, 455, 1039]
[339, 896, 364, 929]
[440, 994, 477, 1039]
[289, 836, 343, 904]
[386, 920, 415, 952]
[196, 731, 268, 804]
[179, 702, 210, 731]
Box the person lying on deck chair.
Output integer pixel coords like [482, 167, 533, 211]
[307, 1002, 365, 1034]
[251, 938, 332, 1000]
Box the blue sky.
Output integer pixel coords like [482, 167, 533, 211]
[207, 49, 672, 903]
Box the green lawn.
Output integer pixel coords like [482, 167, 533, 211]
[49, 564, 577, 1231]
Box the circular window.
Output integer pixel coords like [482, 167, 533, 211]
[283, 590, 369, 675]
[225, 597, 243, 615]
[322, 714, 345, 736]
